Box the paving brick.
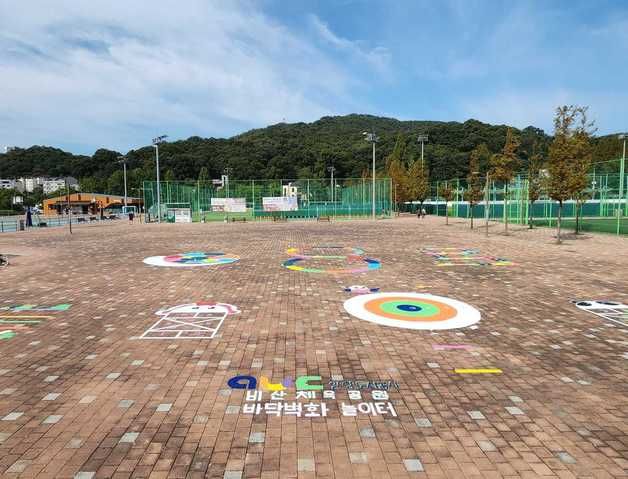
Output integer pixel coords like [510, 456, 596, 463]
[0, 217, 625, 479]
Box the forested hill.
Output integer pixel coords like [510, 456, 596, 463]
[0, 114, 623, 196]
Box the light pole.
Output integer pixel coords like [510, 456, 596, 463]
[117, 156, 128, 210]
[619, 134, 627, 233]
[363, 131, 379, 219]
[152, 135, 167, 223]
[327, 166, 336, 203]
[417, 134, 428, 167]
[223, 167, 232, 198]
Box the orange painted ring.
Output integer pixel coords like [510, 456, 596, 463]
[363, 296, 457, 322]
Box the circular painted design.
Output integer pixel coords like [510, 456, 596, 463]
[143, 252, 240, 267]
[282, 247, 380, 274]
[344, 293, 480, 330]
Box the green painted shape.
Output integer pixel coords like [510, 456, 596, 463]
[295, 375, 323, 391]
[0, 331, 16, 340]
[379, 300, 439, 317]
[46, 304, 71, 311]
[12, 304, 36, 311]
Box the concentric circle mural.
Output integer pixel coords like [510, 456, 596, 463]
[282, 247, 380, 274]
[343, 292, 481, 330]
[143, 252, 240, 267]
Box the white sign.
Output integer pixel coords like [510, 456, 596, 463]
[167, 208, 191, 223]
[262, 196, 298, 212]
[211, 198, 247, 213]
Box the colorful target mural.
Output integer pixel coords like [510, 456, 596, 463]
[282, 247, 381, 274]
[143, 252, 240, 267]
[343, 293, 481, 330]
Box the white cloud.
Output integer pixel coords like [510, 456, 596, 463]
[308, 14, 391, 76]
[0, 0, 366, 152]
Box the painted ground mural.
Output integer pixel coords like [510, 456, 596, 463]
[143, 252, 240, 267]
[422, 247, 515, 266]
[343, 293, 481, 330]
[0, 303, 71, 340]
[573, 300, 628, 327]
[140, 302, 241, 339]
[282, 247, 381, 274]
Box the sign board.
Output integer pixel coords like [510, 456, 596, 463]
[262, 196, 298, 212]
[211, 198, 247, 213]
[166, 208, 191, 223]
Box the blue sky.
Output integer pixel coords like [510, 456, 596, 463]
[1, 0, 627, 154]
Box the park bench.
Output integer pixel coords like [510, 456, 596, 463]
[230, 217, 246, 223]
[317, 216, 331, 222]
[272, 216, 288, 222]
[77, 217, 86, 223]
[38, 222, 47, 227]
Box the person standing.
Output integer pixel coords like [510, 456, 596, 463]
[25, 207, 33, 228]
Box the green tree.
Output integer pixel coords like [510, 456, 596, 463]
[527, 152, 544, 228]
[164, 169, 176, 182]
[386, 134, 409, 211]
[548, 105, 595, 243]
[440, 181, 454, 225]
[570, 110, 595, 234]
[489, 128, 520, 234]
[198, 166, 209, 184]
[407, 159, 430, 211]
[465, 147, 484, 229]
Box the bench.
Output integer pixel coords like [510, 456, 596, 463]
[317, 216, 331, 222]
[38, 222, 48, 227]
[272, 216, 288, 222]
[230, 217, 246, 223]
[77, 217, 86, 223]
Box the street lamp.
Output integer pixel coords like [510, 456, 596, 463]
[363, 131, 379, 219]
[152, 135, 167, 223]
[117, 156, 128, 210]
[417, 134, 428, 167]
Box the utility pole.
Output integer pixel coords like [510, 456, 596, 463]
[152, 135, 168, 223]
[363, 131, 379, 219]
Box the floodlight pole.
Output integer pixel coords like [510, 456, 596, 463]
[417, 134, 428, 167]
[152, 135, 168, 223]
[65, 177, 72, 235]
[619, 134, 626, 233]
[327, 166, 336, 204]
[117, 156, 128, 209]
[364, 132, 379, 219]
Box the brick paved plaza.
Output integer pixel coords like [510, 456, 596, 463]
[0, 217, 626, 479]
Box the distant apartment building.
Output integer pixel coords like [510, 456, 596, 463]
[18, 177, 46, 193]
[42, 177, 79, 195]
[0, 179, 17, 190]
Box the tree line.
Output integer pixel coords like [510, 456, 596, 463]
[0, 113, 622, 221]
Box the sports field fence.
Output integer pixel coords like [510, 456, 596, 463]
[142, 178, 393, 222]
[403, 158, 627, 236]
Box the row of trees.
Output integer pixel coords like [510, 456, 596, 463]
[435, 105, 595, 243]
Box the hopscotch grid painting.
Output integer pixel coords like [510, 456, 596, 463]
[140, 302, 241, 339]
